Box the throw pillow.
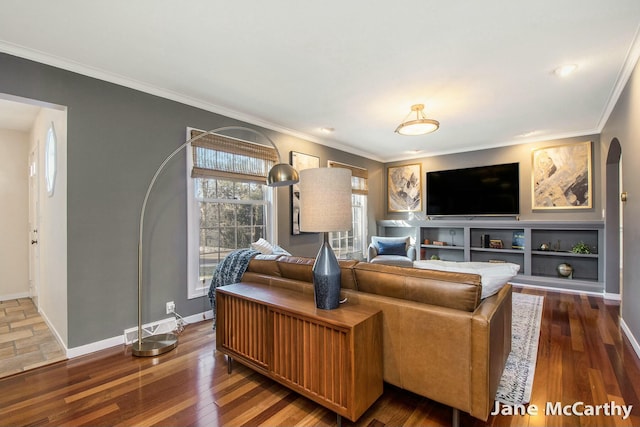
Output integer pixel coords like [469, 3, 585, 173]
[272, 244, 292, 256]
[251, 238, 274, 255]
[377, 241, 407, 256]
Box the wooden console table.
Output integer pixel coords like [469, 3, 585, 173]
[216, 282, 383, 423]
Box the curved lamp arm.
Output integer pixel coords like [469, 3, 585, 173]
[135, 126, 298, 356]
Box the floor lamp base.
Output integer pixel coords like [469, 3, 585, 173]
[132, 333, 178, 357]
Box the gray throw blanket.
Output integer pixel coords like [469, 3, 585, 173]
[208, 248, 259, 327]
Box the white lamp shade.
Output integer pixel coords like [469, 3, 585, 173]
[299, 168, 353, 232]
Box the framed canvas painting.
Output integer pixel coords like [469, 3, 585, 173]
[387, 163, 422, 212]
[532, 141, 592, 209]
[290, 151, 320, 234]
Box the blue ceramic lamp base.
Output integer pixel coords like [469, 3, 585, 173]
[312, 233, 341, 310]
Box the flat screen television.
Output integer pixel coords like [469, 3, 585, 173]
[426, 162, 520, 216]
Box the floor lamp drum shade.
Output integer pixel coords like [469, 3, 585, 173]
[299, 168, 352, 309]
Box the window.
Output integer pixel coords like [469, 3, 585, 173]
[186, 129, 276, 299]
[327, 161, 368, 260]
[45, 122, 56, 196]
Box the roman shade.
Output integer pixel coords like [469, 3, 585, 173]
[328, 160, 368, 195]
[190, 129, 278, 184]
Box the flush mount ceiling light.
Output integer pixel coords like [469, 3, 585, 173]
[395, 104, 440, 136]
[554, 64, 578, 77]
[517, 130, 540, 138]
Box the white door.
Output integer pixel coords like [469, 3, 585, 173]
[28, 144, 40, 308]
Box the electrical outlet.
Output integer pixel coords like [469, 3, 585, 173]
[166, 301, 175, 314]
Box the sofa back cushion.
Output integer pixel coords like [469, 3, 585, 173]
[353, 263, 482, 312]
[245, 255, 359, 290]
[246, 254, 282, 277]
[276, 256, 315, 282]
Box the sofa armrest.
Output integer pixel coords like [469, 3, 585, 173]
[367, 243, 378, 262]
[470, 284, 512, 420]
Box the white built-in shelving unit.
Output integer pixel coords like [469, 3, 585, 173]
[377, 219, 604, 293]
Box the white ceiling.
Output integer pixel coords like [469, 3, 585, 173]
[1, 1, 639, 162]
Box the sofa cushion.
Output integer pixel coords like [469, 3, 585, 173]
[275, 256, 359, 290]
[354, 262, 482, 312]
[370, 255, 413, 267]
[277, 256, 315, 282]
[413, 260, 520, 299]
[246, 254, 283, 276]
[337, 259, 359, 290]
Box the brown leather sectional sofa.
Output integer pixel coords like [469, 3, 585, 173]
[238, 254, 512, 422]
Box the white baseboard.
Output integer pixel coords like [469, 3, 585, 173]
[184, 309, 214, 323]
[65, 309, 214, 359]
[66, 335, 124, 359]
[620, 318, 640, 361]
[0, 292, 30, 302]
[123, 317, 177, 345]
[511, 282, 617, 299]
[604, 292, 621, 301]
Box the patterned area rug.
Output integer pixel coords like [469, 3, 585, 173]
[495, 292, 544, 405]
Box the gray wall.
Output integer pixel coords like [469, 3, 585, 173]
[385, 135, 602, 222]
[600, 56, 640, 347]
[0, 53, 384, 347]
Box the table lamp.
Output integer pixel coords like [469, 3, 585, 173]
[299, 167, 352, 309]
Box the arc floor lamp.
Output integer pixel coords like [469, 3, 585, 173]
[133, 126, 298, 357]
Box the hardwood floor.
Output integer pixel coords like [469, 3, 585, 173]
[1, 287, 639, 427]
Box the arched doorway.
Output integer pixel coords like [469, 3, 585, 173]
[605, 138, 622, 297]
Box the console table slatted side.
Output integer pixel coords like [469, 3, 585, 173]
[272, 310, 350, 410]
[215, 282, 383, 422]
[219, 294, 269, 368]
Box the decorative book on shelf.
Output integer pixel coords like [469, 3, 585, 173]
[512, 231, 525, 250]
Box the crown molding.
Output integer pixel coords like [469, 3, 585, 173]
[0, 42, 383, 162]
[596, 22, 640, 131]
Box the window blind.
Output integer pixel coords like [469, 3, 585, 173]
[190, 129, 278, 184]
[328, 160, 368, 195]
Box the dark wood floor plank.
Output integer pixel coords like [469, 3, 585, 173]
[0, 288, 638, 426]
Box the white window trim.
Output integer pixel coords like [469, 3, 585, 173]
[329, 194, 368, 260]
[186, 142, 201, 299]
[185, 129, 277, 299]
[327, 160, 368, 260]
